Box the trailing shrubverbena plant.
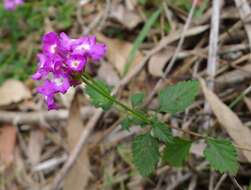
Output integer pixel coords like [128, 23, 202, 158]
[33, 32, 239, 176]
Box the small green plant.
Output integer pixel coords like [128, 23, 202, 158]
[32, 32, 239, 177]
[84, 76, 239, 176]
[0, 0, 75, 84]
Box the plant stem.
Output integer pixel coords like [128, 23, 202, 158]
[82, 74, 151, 124]
[82, 74, 251, 153]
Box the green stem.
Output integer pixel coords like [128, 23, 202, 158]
[82, 74, 151, 124]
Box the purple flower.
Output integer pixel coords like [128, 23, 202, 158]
[32, 32, 107, 110]
[73, 36, 107, 61]
[66, 54, 86, 72]
[42, 32, 60, 57]
[37, 80, 57, 109]
[32, 54, 48, 80]
[4, 0, 23, 11]
[59, 32, 76, 51]
[45, 95, 58, 110]
[52, 74, 70, 94]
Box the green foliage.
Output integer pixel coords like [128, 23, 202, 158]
[168, 0, 208, 17]
[123, 8, 161, 75]
[159, 80, 199, 114]
[85, 80, 113, 110]
[0, 0, 75, 83]
[152, 121, 173, 143]
[132, 133, 160, 176]
[130, 92, 145, 108]
[138, 0, 147, 5]
[121, 113, 147, 131]
[55, 3, 75, 29]
[194, 0, 209, 17]
[169, 0, 192, 11]
[121, 117, 133, 131]
[163, 137, 192, 167]
[204, 138, 239, 175]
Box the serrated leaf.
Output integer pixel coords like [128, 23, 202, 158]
[152, 121, 173, 143]
[85, 79, 113, 110]
[132, 133, 160, 176]
[163, 137, 192, 167]
[204, 138, 239, 175]
[159, 80, 199, 114]
[130, 92, 145, 108]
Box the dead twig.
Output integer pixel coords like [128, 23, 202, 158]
[229, 176, 244, 190]
[0, 107, 95, 125]
[203, 0, 222, 129]
[214, 173, 227, 190]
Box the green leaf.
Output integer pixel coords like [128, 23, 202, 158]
[159, 80, 199, 114]
[85, 79, 113, 110]
[130, 92, 145, 108]
[121, 114, 147, 131]
[123, 8, 161, 75]
[204, 138, 239, 175]
[152, 121, 173, 143]
[121, 117, 133, 131]
[132, 133, 160, 176]
[194, 0, 209, 17]
[163, 137, 192, 167]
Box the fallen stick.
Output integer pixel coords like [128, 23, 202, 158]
[0, 106, 95, 125]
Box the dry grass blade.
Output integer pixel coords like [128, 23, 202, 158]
[200, 78, 251, 162]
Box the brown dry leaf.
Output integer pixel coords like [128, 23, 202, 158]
[27, 129, 44, 166]
[200, 78, 251, 162]
[64, 93, 92, 190]
[148, 48, 174, 77]
[244, 97, 251, 112]
[0, 79, 31, 107]
[97, 62, 120, 86]
[0, 125, 17, 168]
[96, 33, 143, 76]
[110, 4, 142, 29]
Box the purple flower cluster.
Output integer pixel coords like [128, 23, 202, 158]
[32, 32, 106, 110]
[4, 0, 23, 11]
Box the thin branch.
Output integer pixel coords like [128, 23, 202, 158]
[203, 0, 222, 129]
[0, 107, 95, 125]
[229, 176, 244, 190]
[214, 173, 227, 190]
